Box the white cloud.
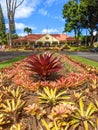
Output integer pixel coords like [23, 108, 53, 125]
[38, 8, 48, 16]
[93, 31, 97, 36]
[16, 22, 36, 30]
[15, 7, 34, 18]
[42, 28, 59, 34]
[45, 0, 66, 6]
[15, 23, 26, 30]
[45, 0, 58, 6]
[54, 16, 64, 22]
[18, 32, 27, 36]
[0, 0, 41, 18]
[6, 22, 36, 30]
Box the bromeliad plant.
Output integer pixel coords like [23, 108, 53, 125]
[89, 74, 98, 90]
[0, 97, 25, 124]
[37, 87, 70, 106]
[9, 86, 25, 99]
[10, 123, 24, 130]
[24, 103, 46, 120]
[67, 98, 96, 130]
[0, 114, 10, 127]
[48, 103, 77, 129]
[26, 52, 62, 80]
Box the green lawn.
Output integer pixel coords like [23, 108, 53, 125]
[70, 55, 98, 69]
[0, 56, 26, 68]
[70, 46, 90, 51]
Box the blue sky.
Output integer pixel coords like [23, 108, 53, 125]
[0, 0, 76, 36]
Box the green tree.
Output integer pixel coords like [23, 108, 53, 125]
[63, 0, 98, 46]
[0, 4, 7, 45]
[12, 34, 19, 39]
[24, 27, 32, 34]
[63, 0, 83, 38]
[80, 0, 98, 46]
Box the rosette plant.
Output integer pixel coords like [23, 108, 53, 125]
[26, 52, 62, 80]
[67, 98, 96, 130]
[37, 87, 70, 106]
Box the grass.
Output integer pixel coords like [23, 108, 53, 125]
[70, 55, 98, 69]
[0, 56, 26, 68]
[70, 46, 90, 51]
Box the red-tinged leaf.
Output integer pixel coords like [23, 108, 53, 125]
[26, 52, 62, 80]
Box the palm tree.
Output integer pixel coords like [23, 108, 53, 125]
[24, 27, 32, 34]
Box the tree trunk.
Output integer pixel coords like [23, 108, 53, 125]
[74, 28, 77, 38]
[85, 29, 88, 46]
[8, 18, 12, 48]
[6, 0, 24, 48]
[90, 30, 94, 47]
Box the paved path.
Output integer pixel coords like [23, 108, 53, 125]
[0, 51, 98, 62]
[0, 51, 34, 62]
[60, 51, 98, 62]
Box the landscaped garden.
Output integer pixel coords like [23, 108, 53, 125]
[0, 51, 98, 130]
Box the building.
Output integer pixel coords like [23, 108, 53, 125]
[13, 33, 77, 48]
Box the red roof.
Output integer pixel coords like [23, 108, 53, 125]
[51, 34, 68, 41]
[66, 36, 76, 41]
[13, 34, 77, 43]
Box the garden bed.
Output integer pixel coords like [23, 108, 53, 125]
[0, 51, 98, 130]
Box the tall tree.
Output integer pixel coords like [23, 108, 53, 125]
[63, 0, 98, 46]
[0, 4, 6, 45]
[24, 27, 32, 34]
[63, 0, 83, 38]
[6, 0, 24, 48]
[80, 0, 98, 46]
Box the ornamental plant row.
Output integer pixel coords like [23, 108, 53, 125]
[3, 52, 98, 91]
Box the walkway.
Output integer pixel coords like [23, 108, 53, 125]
[0, 51, 33, 62]
[60, 51, 98, 62]
[0, 51, 98, 62]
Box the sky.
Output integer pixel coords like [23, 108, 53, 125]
[0, 0, 76, 36]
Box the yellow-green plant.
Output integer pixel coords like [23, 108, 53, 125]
[95, 118, 98, 130]
[0, 115, 4, 129]
[94, 99, 98, 114]
[10, 123, 24, 130]
[9, 86, 25, 99]
[71, 91, 84, 102]
[0, 93, 3, 103]
[0, 98, 25, 123]
[90, 76, 98, 90]
[0, 71, 10, 87]
[0, 114, 4, 126]
[2, 85, 13, 99]
[2, 86, 25, 101]
[94, 99, 98, 108]
[41, 119, 58, 130]
[73, 91, 83, 98]
[38, 87, 70, 106]
[0, 113, 12, 130]
[2, 85, 12, 93]
[68, 98, 96, 130]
